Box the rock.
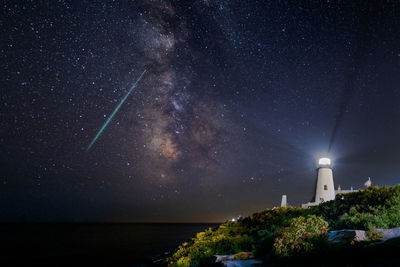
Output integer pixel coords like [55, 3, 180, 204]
[328, 227, 400, 245]
[327, 230, 366, 244]
[215, 252, 261, 266]
[222, 259, 263, 267]
[233, 252, 254, 260]
[354, 230, 366, 241]
[375, 227, 400, 239]
[215, 254, 234, 262]
[215, 252, 254, 262]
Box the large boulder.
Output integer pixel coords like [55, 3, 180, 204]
[221, 259, 263, 267]
[215, 254, 234, 262]
[375, 227, 400, 239]
[233, 252, 254, 260]
[215, 252, 262, 266]
[327, 230, 366, 244]
[328, 227, 400, 245]
[215, 252, 255, 262]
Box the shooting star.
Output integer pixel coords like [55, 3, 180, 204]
[87, 69, 147, 151]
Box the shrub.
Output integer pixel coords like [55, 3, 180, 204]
[365, 227, 385, 242]
[339, 194, 400, 230]
[316, 185, 400, 229]
[339, 208, 376, 229]
[166, 226, 254, 266]
[372, 194, 400, 228]
[273, 215, 329, 257]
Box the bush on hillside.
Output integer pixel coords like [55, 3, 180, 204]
[316, 186, 400, 229]
[339, 194, 400, 230]
[273, 215, 329, 257]
[167, 225, 253, 266]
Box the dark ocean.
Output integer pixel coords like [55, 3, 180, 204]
[0, 223, 219, 266]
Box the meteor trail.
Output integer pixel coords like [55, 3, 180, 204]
[87, 69, 147, 151]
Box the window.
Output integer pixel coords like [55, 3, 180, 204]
[324, 185, 328, 190]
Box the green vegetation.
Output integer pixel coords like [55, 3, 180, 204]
[339, 194, 400, 229]
[274, 215, 329, 257]
[167, 223, 254, 266]
[365, 227, 385, 242]
[164, 185, 400, 266]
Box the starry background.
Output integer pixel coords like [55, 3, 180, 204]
[1, 0, 400, 222]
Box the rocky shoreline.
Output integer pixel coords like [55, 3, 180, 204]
[211, 228, 400, 266]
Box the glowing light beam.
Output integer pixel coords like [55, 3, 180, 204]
[87, 69, 147, 151]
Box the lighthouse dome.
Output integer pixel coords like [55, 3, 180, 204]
[318, 157, 331, 167]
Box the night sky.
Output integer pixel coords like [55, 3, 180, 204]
[2, 1, 400, 222]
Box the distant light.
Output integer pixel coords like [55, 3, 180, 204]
[231, 218, 236, 222]
[319, 157, 331, 166]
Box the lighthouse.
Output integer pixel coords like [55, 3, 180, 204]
[301, 156, 360, 208]
[314, 157, 335, 203]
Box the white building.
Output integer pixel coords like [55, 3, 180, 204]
[281, 195, 287, 207]
[301, 157, 359, 208]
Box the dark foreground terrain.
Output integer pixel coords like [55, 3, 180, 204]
[162, 185, 400, 266]
[0, 223, 218, 266]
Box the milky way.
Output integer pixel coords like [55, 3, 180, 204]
[111, 1, 234, 184]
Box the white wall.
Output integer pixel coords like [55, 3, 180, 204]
[315, 167, 335, 203]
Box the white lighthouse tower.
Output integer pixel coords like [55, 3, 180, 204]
[301, 156, 361, 208]
[314, 157, 335, 203]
